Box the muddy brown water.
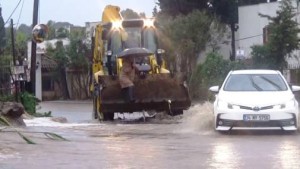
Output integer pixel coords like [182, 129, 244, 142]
[1, 101, 300, 169]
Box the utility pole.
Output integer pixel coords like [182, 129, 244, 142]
[10, 19, 18, 102]
[30, 0, 39, 95]
[10, 19, 16, 65]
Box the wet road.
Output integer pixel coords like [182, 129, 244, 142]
[1, 101, 300, 169]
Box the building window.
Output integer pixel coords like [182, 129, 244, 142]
[42, 76, 54, 91]
[263, 26, 269, 44]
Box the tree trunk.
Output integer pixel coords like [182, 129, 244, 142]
[230, 22, 236, 61]
[60, 68, 70, 99]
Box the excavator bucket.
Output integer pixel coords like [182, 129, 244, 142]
[98, 73, 191, 114]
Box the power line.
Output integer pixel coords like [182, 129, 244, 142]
[236, 34, 262, 41]
[16, 0, 25, 28]
[223, 34, 263, 43]
[4, 0, 22, 25]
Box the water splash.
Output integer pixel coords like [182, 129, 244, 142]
[24, 117, 99, 127]
[178, 102, 215, 134]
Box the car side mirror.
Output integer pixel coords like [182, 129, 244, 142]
[291, 85, 300, 92]
[209, 86, 219, 93]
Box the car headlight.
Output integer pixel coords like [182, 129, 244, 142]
[273, 99, 295, 109]
[284, 99, 296, 109]
[217, 100, 239, 109]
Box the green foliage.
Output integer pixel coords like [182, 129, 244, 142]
[212, 0, 238, 24]
[0, 8, 6, 52]
[121, 9, 143, 19]
[67, 39, 88, 70]
[251, 45, 274, 69]
[239, 0, 275, 6]
[259, 0, 300, 70]
[200, 52, 231, 87]
[34, 111, 52, 117]
[0, 55, 11, 96]
[158, 0, 208, 16]
[189, 52, 245, 99]
[46, 40, 70, 99]
[20, 92, 37, 115]
[0, 95, 14, 102]
[157, 0, 238, 24]
[56, 27, 69, 39]
[20, 92, 52, 117]
[52, 41, 69, 67]
[46, 20, 56, 40]
[17, 24, 31, 37]
[157, 10, 226, 76]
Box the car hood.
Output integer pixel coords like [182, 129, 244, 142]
[218, 91, 294, 106]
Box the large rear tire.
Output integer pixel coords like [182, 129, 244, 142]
[92, 97, 98, 119]
[102, 112, 114, 121]
[168, 109, 183, 116]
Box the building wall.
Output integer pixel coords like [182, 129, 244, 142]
[236, 0, 300, 70]
[237, 2, 281, 58]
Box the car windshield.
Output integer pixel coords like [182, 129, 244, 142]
[223, 74, 288, 91]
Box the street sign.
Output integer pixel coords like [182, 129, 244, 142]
[13, 66, 24, 75]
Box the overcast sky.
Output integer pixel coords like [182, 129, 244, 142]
[0, 0, 157, 27]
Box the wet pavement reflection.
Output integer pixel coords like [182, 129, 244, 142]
[1, 101, 300, 169]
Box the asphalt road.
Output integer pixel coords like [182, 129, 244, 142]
[1, 101, 300, 169]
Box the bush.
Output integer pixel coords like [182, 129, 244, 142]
[20, 92, 37, 115]
[190, 52, 246, 100]
[251, 45, 275, 69]
[0, 94, 14, 102]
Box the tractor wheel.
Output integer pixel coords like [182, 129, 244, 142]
[168, 109, 183, 116]
[102, 112, 114, 121]
[92, 97, 98, 119]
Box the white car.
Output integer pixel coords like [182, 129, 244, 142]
[209, 69, 300, 131]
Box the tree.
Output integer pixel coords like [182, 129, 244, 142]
[158, 10, 225, 76]
[46, 20, 56, 40]
[56, 27, 69, 39]
[157, 0, 239, 60]
[257, 0, 300, 70]
[67, 37, 89, 99]
[251, 45, 273, 69]
[157, 0, 208, 16]
[239, 0, 277, 6]
[47, 41, 70, 99]
[17, 24, 31, 38]
[152, 6, 158, 17]
[15, 32, 28, 63]
[0, 7, 6, 54]
[121, 9, 143, 19]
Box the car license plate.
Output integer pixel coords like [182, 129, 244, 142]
[243, 114, 270, 121]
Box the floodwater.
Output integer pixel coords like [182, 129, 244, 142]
[1, 101, 300, 169]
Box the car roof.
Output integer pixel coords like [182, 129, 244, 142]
[230, 69, 280, 75]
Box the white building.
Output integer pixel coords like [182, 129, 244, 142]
[27, 38, 70, 100]
[85, 21, 101, 44]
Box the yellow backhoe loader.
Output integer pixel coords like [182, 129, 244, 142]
[90, 5, 191, 121]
